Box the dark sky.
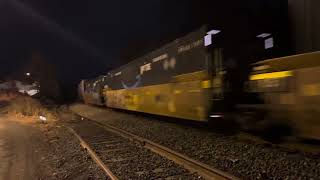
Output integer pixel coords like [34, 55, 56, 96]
[0, 0, 213, 99]
[0, 0, 206, 80]
[0, 0, 288, 99]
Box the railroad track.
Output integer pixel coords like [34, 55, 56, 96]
[66, 116, 238, 180]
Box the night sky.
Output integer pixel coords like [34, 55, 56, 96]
[0, 0, 288, 100]
[0, 0, 201, 75]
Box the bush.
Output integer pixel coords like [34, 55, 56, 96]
[5, 95, 58, 122]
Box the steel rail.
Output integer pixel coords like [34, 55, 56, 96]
[66, 126, 119, 180]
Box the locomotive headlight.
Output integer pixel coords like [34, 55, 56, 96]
[210, 114, 223, 118]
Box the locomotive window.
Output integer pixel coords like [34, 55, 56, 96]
[205, 29, 221, 47]
[205, 34, 212, 47]
[264, 37, 274, 49]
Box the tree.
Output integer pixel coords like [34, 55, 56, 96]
[25, 51, 62, 102]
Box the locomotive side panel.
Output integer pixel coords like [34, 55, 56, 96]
[103, 27, 212, 121]
[293, 66, 320, 139]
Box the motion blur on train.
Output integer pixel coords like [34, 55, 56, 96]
[78, 1, 320, 140]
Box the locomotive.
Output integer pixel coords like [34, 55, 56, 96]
[79, 25, 273, 121]
[79, 38, 320, 140]
[78, 1, 320, 139]
[246, 51, 320, 139]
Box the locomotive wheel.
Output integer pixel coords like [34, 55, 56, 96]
[236, 108, 267, 132]
[259, 119, 293, 143]
[236, 108, 293, 142]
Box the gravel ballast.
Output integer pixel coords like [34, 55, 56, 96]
[70, 103, 320, 179]
[67, 118, 203, 179]
[39, 122, 108, 179]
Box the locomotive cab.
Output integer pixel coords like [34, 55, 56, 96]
[246, 51, 320, 139]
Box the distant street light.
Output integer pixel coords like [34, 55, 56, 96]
[26, 73, 31, 76]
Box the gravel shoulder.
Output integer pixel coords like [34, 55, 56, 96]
[39, 120, 107, 180]
[0, 115, 48, 180]
[70, 103, 320, 179]
[0, 112, 107, 180]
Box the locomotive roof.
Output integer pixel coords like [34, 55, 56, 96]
[107, 26, 207, 75]
[253, 51, 320, 71]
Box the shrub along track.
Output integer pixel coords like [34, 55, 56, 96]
[65, 117, 237, 180]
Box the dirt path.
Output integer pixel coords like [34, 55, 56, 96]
[0, 113, 108, 180]
[0, 116, 47, 180]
